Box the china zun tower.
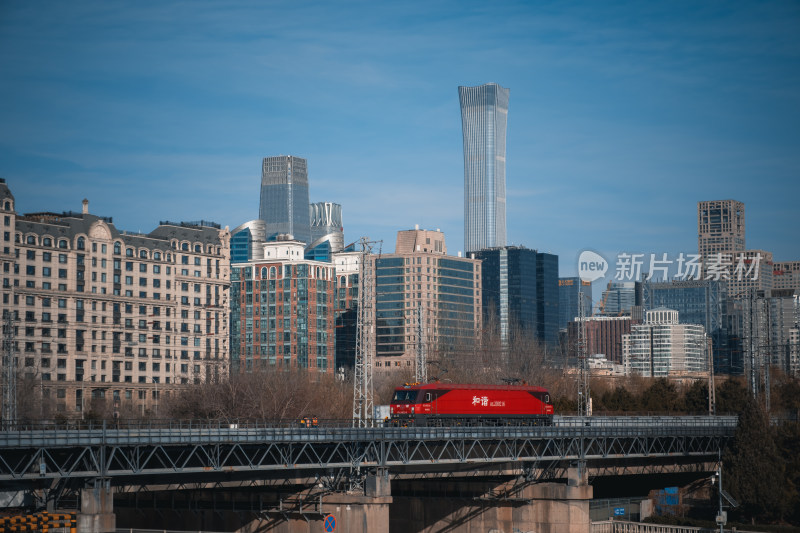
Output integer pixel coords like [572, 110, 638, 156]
[459, 83, 509, 253]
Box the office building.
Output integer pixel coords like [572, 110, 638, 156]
[643, 279, 736, 374]
[734, 289, 800, 379]
[331, 250, 361, 370]
[600, 281, 640, 316]
[623, 308, 709, 377]
[371, 228, 482, 375]
[567, 316, 631, 364]
[230, 236, 335, 374]
[306, 202, 344, 262]
[558, 277, 592, 330]
[773, 261, 800, 293]
[697, 200, 745, 260]
[1, 179, 231, 416]
[230, 220, 266, 263]
[259, 156, 311, 245]
[474, 246, 559, 348]
[459, 83, 509, 253]
[537, 252, 559, 346]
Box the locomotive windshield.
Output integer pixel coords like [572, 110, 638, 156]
[392, 390, 418, 402]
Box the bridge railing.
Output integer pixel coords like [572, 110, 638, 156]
[592, 520, 761, 533]
[0, 415, 739, 433]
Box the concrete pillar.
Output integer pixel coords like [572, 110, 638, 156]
[239, 473, 392, 533]
[517, 482, 593, 533]
[78, 486, 115, 533]
[390, 478, 592, 533]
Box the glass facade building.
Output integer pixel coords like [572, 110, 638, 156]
[475, 247, 559, 349]
[558, 277, 592, 330]
[643, 279, 735, 374]
[371, 229, 482, 374]
[230, 219, 266, 263]
[259, 156, 311, 245]
[459, 83, 509, 253]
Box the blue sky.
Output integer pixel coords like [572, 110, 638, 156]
[1, 1, 799, 290]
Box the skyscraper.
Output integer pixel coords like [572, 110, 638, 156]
[259, 156, 311, 245]
[474, 246, 559, 349]
[459, 83, 509, 253]
[371, 228, 482, 375]
[697, 200, 745, 259]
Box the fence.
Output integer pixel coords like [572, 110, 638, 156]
[592, 520, 764, 533]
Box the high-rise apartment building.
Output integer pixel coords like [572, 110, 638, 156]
[259, 156, 311, 245]
[558, 277, 592, 330]
[0, 180, 230, 416]
[371, 228, 482, 375]
[623, 308, 709, 377]
[459, 83, 509, 253]
[229, 237, 335, 374]
[697, 200, 745, 259]
[474, 246, 559, 348]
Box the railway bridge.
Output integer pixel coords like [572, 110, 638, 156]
[0, 416, 737, 533]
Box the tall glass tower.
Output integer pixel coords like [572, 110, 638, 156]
[259, 155, 311, 245]
[459, 83, 509, 253]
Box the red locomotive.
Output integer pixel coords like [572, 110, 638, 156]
[389, 383, 554, 426]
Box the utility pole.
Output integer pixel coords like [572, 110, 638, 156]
[764, 297, 771, 414]
[707, 336, 716, 415]
[577, 293, 590, 417]
[415, 302, 427, 384]
[352, 237, 380, 428]
[2, 305, 17, 430]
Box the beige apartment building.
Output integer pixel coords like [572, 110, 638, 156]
[371, 227, 482, 376]
[1, 179, 230, 417]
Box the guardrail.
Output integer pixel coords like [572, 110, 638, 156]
[592, 521, 763, 533]
[0, 415, 739, 432]
[0, 416, 737, 449]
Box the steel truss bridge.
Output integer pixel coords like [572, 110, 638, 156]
[0, 416, 736, 498]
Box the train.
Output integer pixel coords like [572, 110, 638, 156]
[388, 382, 554, 426]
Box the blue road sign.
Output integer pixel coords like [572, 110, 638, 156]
[614, 507, 625, 516]
[324, 514, 337, 532]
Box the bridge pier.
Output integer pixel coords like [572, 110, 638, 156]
[390, 475, 592, 533]
[240, 471, 392, 533]
[78, 484, 115, 533]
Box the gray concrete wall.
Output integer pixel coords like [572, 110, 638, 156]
[390, 481, 593, 533]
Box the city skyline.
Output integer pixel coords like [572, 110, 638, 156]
[2, 1, 799, 280]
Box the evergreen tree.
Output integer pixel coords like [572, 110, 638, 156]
[716, 378, 748, 414]
[640, 378, 679, 412]
[723, 397, 790, 523]
[682, 380, 708, 414]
